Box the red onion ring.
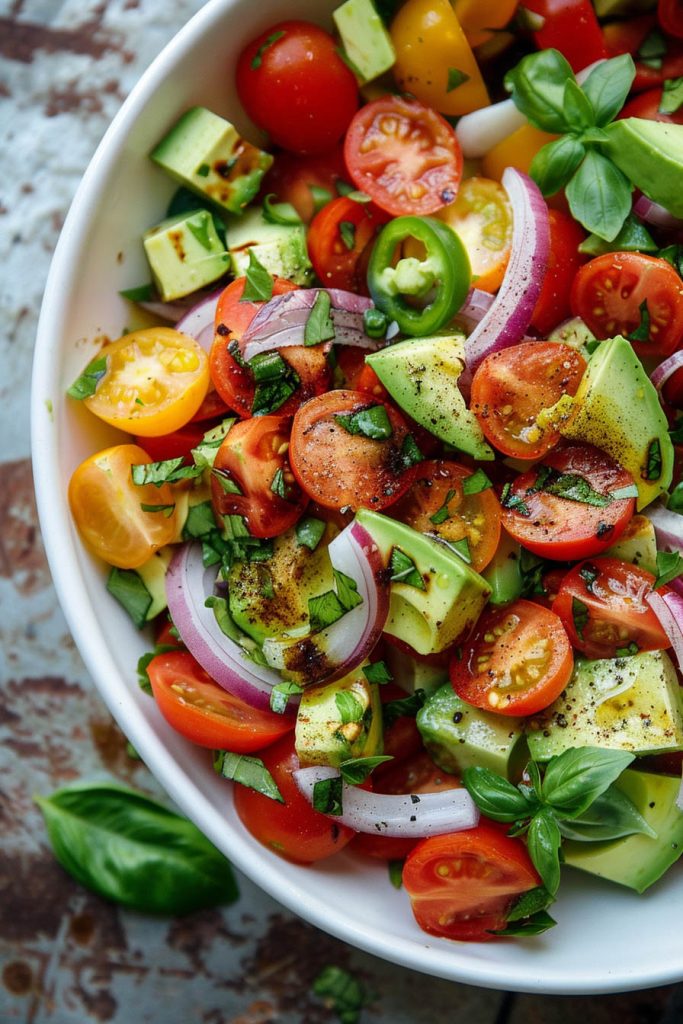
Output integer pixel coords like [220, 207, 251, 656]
[294, 766, 480, 837]
[634, 195, 683, 231]
[646, 589, 683, 674]
[454, 288, 494, 334]
[651, 350, 683, 398]
[176, 288, 223, 352]
[165, 543, 295, 715]
[463, 168, 550, 379]
[261, 519, 389, 686]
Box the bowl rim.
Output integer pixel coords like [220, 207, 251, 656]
[30, 0, 683, 995]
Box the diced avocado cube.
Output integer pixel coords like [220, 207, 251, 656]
[601, 119, 683, 219]
[151, 106, 272, 214]
[563, 768, 683, 893]
[367, 334, 494, 460]
[143, 209, 229, 301]
[226, 206, 313, 286]
[605, 513, 658, 575]
[135, 546, 174, 621]
[417, 683, 527, 780]
[557, 335, 673, 510]
[384, 643, 448, 695]
[481, 531, 524, 607]
[333, 0, 396, 84]
[295, 664, 383, 767]
[527, 650, 683, 761]
[356, 509, 491, 655]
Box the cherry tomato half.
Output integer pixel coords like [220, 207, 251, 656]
[403, 823, 540, 941]
[343, 95, 463, 217]
[451, 599, 573, 716]
[621, 86, 683, 125]
[307, 196, 389, 292]
[435, 177, 512, 294]
[471, 342, 587, 461]
[148, 650, 293, 751]
[211, 415, 307, 538]
[571, 252, 683, 360]
[552, 557, 671, 659]
[531, 209, 586, 336]
[259, 147, 347, 223]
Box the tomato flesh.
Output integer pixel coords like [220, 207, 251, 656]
[436, 177, 512, 294]
[307, 196, 389, 292]
[531, 209, 586, 335]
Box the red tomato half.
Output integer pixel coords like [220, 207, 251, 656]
[571, 252, 683, 360]
[621, 87, 683, 125]
[147, 651, 292, 751]
[403, 823, 540, 942]
[501, 444, 636, 561]
[531, 209, 586, 335]
[259, 147, 347, 223]
[289, 390, 418, 511]
[236, 21, 358, 155]
[307, 196, 389, 292]
[211, 415, 307, 538]
[233, 733, 355, 862]
[451, 599, 573, 716]
[343, 96, 463, 217]
[660, 0, 683, 40]
[552, 557, 671, 659]
[470, 342, 586, 461]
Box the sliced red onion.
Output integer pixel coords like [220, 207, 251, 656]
[294, 766, 479, 837]
[646, 589, 683, 673]
[176, 288, 223, 352]
[454, 288, 494, 334]
[645, 502, 683, 556]
[241, 288, 378, 362]
[634, 195, 683, 231]
[651, 350, 683, 397]
[165, 543, 295, 715]
[261, 519, 389, 686]
[463, 168, 550, 380]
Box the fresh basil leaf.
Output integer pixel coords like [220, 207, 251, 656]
[212, 468, 243, 496]
[668, 482, 683, 513]
[270, 680, 304, 714]
[340, 755, 393, 785]
[579, 212, 657, 257]
[214, 750, 284, 802]
[526, 759, 544, 803]
[339, 220, 356, 251]
[296, 516, 326, 551]
[566, 150, 632, 242]
[136, 643, 178, 695]
[462, 766, 536, 823]
[313, 776, 344, 815]
[311, 965, 370, 1024]
[388, 859, 404, 889]
[140, 502, 176, 517]
[336, 691, 364, 724]
[36, 782, 238, 913]
[309, 590, 347, 632]
[335, 403, 393, 440]
[389, 548, 425, 589]
[540, 746, 635, 819]
[333, 568, 363, 612]
[429, 488, 457, 525]
[659, 244, 683, 277]
[400, 433, 424, 470]
[628, 300, 651, 343]
[557, 783, 656, 841]
[270, 467, 288, 500]
[646, 438, 663, 481]
[562, 77, 596, 132]
[192, 417, 236, 469]
[462, 468, 493, 496]
[615, 640, 640, 657]
[505, 48, 576, 133]
[262, 192, 302, 226]
[106, 567, 152, 628]
[500, 482, 530, 516]
[492, 910, 557, 937]
[530, 135, 586, 197]
[571, 596, 589, 640]
[519, 548, 549, 598]
[443, 536, 472, 564]
[131, 457, 203, 487]
[580, 53, 635, 127]
[67, 355, 108, 400]
[638, 27, 667, 70]
[249, 351, 300, 415]
[447, 67, 470, 92]
[305, 290, 336, 345]
[654, 549, 683, 589]
[310, 184, 333, 213]
[362, 660, 393, 684]
[120, 282, 154, 302]
[531, 467, 612, 507]
[241, 249, 273, 302]
[382, 688, 427, 728]
[660, 75, 683, 115]
[506, 886, 555, 923]
[527, 809, 562, 895]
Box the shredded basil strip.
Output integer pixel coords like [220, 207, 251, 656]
[654, 549, 683, 589]
[270, 467, 289, 500]
[572, 596, 590, 640]
[131, 457, 203, 487]
[270, 681, 303, 714]
[628, 300, 651, 343]
[335, 690, 365, 724]
[249, 351, 300, 415]
[382, 688, 427, 728]
[312, 776, 344, 815]
[400, 433, 424, 469]
[335, 403, 393, 440]
[462, 468, 493, 495]
[241, 249, 274, 303]
[388, 860, 404, 889]
[362, 661, 393, 685]
[308, 569, 363, 632]
[304, 290, 336, 345]
[500, 482, 530, 516]
[646, 439, 663, 481]
[579, 564, 599, 593]
[212, 468, 243, 495]
[214, 751, 284, 802]
[250, 29, 285, 70]
[106, 568, 152, 629]
[447, 67, 470, 92]
[67, 355, 108, 400]
[339, 220, 356, 250]
[530, 466, 612, 507]
[262, 192, 302, 226]
[430, 488, 457, 525]
[139, 502, 176, 517]
[296, 516, 326, 551]
[340, 755, 393, 785]
[389, 548, 425, 589]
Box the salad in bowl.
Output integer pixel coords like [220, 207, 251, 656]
[33, 0, 683, 992]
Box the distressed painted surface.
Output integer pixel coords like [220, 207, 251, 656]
[0, 1, 681, 1021]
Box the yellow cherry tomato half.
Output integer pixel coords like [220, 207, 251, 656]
[436, 177, 513, 294]
[68, 444, 179, 568]
[83, 327, 209, 437]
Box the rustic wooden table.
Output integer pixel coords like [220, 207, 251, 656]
[1, 2, 682, 1021]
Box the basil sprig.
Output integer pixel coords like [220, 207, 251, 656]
[36, 782, 238, 913]
[506, 50, 637, 239]
[463, 747, 653, 896]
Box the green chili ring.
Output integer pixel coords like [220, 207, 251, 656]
[367, 215, 471, 337]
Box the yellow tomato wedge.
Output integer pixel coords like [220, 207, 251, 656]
[83, 327, 209, 437]
[435, 177, 513, 294]
[481, 124, 557, 182]
[68, 444, 180, 568]
[453, 0, 519, 48]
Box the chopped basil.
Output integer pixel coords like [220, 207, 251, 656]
[389, 548, 425, 589]
[638, 27, 667, 69]
[362, 661, 393, 685]
[572, 596, 589, 640]
[645, 439, 663, 481]
[250, 29, 285, 70]
[211, 468, 242, 495]
[519, 548, 550, 598]
[660, 76, 683, 114]
[228, 338, 248, 367]
[336, 179, 355, 197]
[67, 355, 107, 400]
[311, 966, 370, 1024]
[339, 755, 393, 785]
[213, 750, 284, 802]
[400, 433, 424, 469]
[131, 457, 203, 487]
[106, 568, 152, 629]
[430, 488, 457, 525]
[462, 468, 493, 496]
[241, 249, 274, 303]
[312, 776, 344, 815]
[192, 417, 235, 469]
[530, 467, 612, 507]
[119, 282, 154, 302]
[139, 502, 175, 517]
[270, 467, 289, 500]
[501, 482, 530, 516]
[196, 163, 210, 177]
[270, 681, 304, 714]
[182, 501, 218, 540]
[304, 290, 336, 346]
[444, 536, 472, 564]
[308, 569, 363, 632]
[262, 192, 302, 226]
[363, 306, 389, 339]
[335, 691, 364, 724]
[610, 483, 639, 501]
[335, 403, 393, 440]
[669, 482, 683, 513]
[628, 300, 651, 343]
[615, 641, 639, 658]
[579, 563, 599, 593]
[339, 220, 356, 251]
[447, 67, 470, 92]
[310, 184, 333, 213]
[382, 688, 427, 728]
[249, 351, 300, 415]
[654, 549, 683, 589]
[295, 516, 326, 551]
[493, 910, 557, 937]
[388, 859, 404, 889]
[187, 213, 213, 251]
[659, 245, 683, 277]
[136, 644, 178, 695]
[333, 568, 363, 611]
[259, 567, 275, 599]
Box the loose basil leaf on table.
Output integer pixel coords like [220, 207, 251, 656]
[35, 782, 238, 914]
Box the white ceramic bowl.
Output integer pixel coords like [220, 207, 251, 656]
[31, 0, 683, 994]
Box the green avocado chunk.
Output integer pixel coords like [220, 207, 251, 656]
[367, 334, 494, 460]
[563, 768, 683, 893]
[356, 509, 491, 655]
[294, 663, 383, 767]
[333, 0, 396, 84]
[225, 206, 313, 286]
[135, 546, 173, 621]
[143, 210, 229, 301]
[601, 119, 683, 218]
[604, 513, 658, 574]
[417, 683, 527, 780]
[384, 643, 448, 695]
[481, 530, 524, 607]
[527, 650, 683, 761]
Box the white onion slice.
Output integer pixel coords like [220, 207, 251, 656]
[651, 350, 683, 397]
[645, 502, 683, 556]
[634, 195, 683, 231]
[165, 543, 295, 715]
[176, 288, 222, 352]
[463, 167, 550, 379]
[646, 589, 683, 673]
[262, 518, 389, 686]
[294, 766, 480, 837]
